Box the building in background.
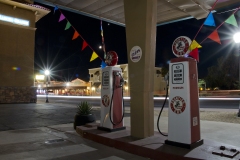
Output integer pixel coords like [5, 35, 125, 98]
[0, 0, 50, 103]
[34, 76, 91, 96]
[34, 64, 167, 96]
[89, 64, 167, 96]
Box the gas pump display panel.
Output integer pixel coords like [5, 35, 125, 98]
[172, 63, 184, 84]
[102, 71, 109, 86]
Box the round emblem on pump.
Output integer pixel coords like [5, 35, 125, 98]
[102, 95, 110, 107]
[105, 51, 118, 66]
[172, 36, 192, 57]
[170, 96, 186, 114]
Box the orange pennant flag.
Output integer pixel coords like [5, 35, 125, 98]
[81, 41, 88, 51]
[188, 48, 199, 62]
[208, 30, 221, 44]
[72, 31, 79, 40]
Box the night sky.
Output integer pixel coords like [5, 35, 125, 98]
[34, 2, 240, 82]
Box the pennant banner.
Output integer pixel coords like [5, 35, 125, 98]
[90, 52, 98, 62]
[208, 30, 221, 44]
[72, 31, 79, 40]
[101, 61, 107, 68]
[188, 48, 199, 62]
[54, 6, 58, 14]
[65, 21, 71, 30]
[55, 8, 103, 62]
[58, 13, 65, 22]
[225, 15, 238, 27]
[204, 12, 215, 26]
[190, 40, 202, 50]
[81, 41, 88, 51]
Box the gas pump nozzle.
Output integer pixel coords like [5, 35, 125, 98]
[164, 72, 169, 86]
[114, 71, 124, 88]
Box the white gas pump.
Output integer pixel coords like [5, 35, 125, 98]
[98, 51, 125, 132]
[164, 36, 203, 148]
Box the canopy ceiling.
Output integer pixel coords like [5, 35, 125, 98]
[34, 0, 240, 26]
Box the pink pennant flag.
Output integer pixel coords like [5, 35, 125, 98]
[208, 30, 221, 44]
[58, 13, 65, 22]
[72, 31, 79, 40]
[188, 48, 199, 62]
[81, 41, 88, 51]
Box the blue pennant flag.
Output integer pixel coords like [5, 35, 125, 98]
[204, 12, 215, 26]
[101, 61, 107, 69]
[54, 6, 58, 14]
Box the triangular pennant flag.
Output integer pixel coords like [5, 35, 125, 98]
[54, 6, 58, 14]
[204, 12, 215, 26]
[208, 30, 221, 44]
[190, 40, 202, 50]
[65, 21, 71, 30]
[72, 31, 79, 40]
[188, 48, 199, 62]
[81, 41, 88, 51]
[90, 52, 98, 62]
[58, 13, 65, 22]
[101, 61, 107, 68]
[225, 15, 238, 27]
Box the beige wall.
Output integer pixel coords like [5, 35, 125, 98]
[0, 2, 35, 87]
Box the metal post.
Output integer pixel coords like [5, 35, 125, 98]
[238, 45, 240, 117]
[46, 75, 49, 103]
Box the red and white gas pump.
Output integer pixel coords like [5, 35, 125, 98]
[97, 51, 126, 132]
[165, 36, 203, 148]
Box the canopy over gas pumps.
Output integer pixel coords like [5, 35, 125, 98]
[35, 0, 240, 26]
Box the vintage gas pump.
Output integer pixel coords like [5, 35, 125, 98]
[97, 51, 126, 132]
[165, 36, 203, 148]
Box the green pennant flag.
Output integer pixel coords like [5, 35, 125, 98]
[65, 21, 71, 30]
[225, 15, 238, 27]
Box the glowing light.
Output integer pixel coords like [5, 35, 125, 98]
[35, 75, 45, 80]
[91, 87, 95, 91]
[44, 70, 50, 75]
[233, 32, 240, 43]
[38, 85, 41, 88]
[66, 83, 69, 86]
[0, 14, 29, 26]
[12, 67, 20, 71]
[99, 45, 102, 49]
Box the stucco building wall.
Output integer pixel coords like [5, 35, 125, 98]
[0, 2, 49, 103]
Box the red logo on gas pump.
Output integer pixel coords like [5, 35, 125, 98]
[172, 36, 191, 57]
[170, 96, 186, 114]
[102, 95, 110, 107]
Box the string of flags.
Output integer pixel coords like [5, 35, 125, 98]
[54, 6, 107, 67]
[188, 2, 240, 62]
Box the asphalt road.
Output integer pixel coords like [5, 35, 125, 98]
[38, 95, 240, 109]
[0, 95, 238, 132]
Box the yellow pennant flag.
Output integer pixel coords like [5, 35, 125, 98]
[90, 52, 98, 62]
[190, 40, 202, 51]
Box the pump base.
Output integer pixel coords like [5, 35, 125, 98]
[165, 139, 203, 149]
[97, 126, 126, 132]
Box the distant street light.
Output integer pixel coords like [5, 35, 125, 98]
[99, 45, 102, 49]
[44, 70, 50, 103]
[233, 32, 240, 117]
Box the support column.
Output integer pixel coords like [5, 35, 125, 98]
[124, 0, 157, 138]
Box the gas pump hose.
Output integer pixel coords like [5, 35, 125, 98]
[109, 74, 125, 125]
[157, 85, 168, 136]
